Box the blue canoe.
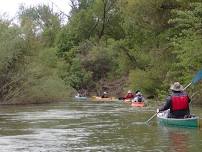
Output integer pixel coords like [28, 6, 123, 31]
[74, 96, 87, 100]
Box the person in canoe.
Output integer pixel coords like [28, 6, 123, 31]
[76, 93, 82, 97]
[132, 91, 144, 102]
[123, 90, 134, 100]
[119, 90, 134, 100]
[76, 90, 87, 98]
[101, 91, 109, 98]
[157, 82, 191, 118]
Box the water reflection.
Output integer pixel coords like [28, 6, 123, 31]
[169, 130, 189, 152]
[158, 126, 201, 152]
[0, 101, 201, 151]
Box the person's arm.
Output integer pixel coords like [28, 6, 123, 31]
[187, 95, 191, 103]
[142, 96, 145, 102]
[159, 96, 171, 112]
[183, 91, 191, 103]
[133, 97, 137, 102]
[124, 95, 129, 99]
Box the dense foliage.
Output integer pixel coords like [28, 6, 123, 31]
[0, 0, 202, 104]
[0, 6, 70, 104]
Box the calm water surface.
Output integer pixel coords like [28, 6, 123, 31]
[0, 100, 202, 152]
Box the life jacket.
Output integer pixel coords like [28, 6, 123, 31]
[125, 93, 134, 99]
[137, 96, 143, 102]
[171, 95, 189, 111]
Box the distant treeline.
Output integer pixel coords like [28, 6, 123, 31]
[0, 0, 202, 104]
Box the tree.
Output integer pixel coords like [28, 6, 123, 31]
[19, 5, 61, 47]
[166, 1, 202, 84]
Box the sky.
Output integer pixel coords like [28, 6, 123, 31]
[0, 0, 71, 19]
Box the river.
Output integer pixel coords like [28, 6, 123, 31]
[0, 100, 201, 152]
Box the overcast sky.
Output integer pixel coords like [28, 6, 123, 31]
[0, 0, 71, 18]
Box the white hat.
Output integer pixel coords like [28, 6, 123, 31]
[128, 90, 132, 93]
[170, 82, 184, 91]
[104, 91, 107, 94]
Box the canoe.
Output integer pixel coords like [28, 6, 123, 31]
[157, 110, 200, 128]
[131, 102, 144, 107]
[91, 96, 118, 102]
[74, 96, 87, 100]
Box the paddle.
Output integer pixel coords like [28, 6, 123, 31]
[184, 69, 202, 90]
[145, 69, 202, 124]
[145, 112, 158, 124]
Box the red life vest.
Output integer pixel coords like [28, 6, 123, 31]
[125, 93, 134, 99]
[171, 95, 189, 111]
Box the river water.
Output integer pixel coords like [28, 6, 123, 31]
[0, 100, 202, 152]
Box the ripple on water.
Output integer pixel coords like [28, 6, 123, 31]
[0, 101, 201, 152]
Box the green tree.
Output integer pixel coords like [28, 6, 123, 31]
[165, 1, 202, 102]
[19, 5, 61, 47]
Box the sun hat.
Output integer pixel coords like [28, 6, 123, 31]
[170, 82, 184, 91]
[128, 90, 132, 93]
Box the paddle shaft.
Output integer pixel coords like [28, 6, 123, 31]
[145, 112, 158, 124]
[183, 82, 192, 90]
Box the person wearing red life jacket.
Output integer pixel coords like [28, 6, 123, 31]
[157, 82, 191, 118]
[123, 90, 134, 100]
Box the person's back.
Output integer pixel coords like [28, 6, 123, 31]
[77, 93, 81, 97]
[158, 82, 190, 118]
[133, 92, 144, 102]
[124, 90, 134, 99]
[169, 91, 190, 118]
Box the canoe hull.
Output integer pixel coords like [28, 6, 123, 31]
[123, 99, 132, 103]
[91, 96, 118, 102]
[157, 112, 199, 128]
[131, 102, 144, 107]
[74, 96, 87, 100]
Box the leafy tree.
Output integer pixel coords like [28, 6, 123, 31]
[1, 0, 202, 103]
[0, 4, 69, 104]
[165, 1, 202, 101]
[0, 19, 28, 102]
[19, 5, 61, 47]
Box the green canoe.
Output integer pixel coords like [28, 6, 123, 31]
[157, 111, 200, 128]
